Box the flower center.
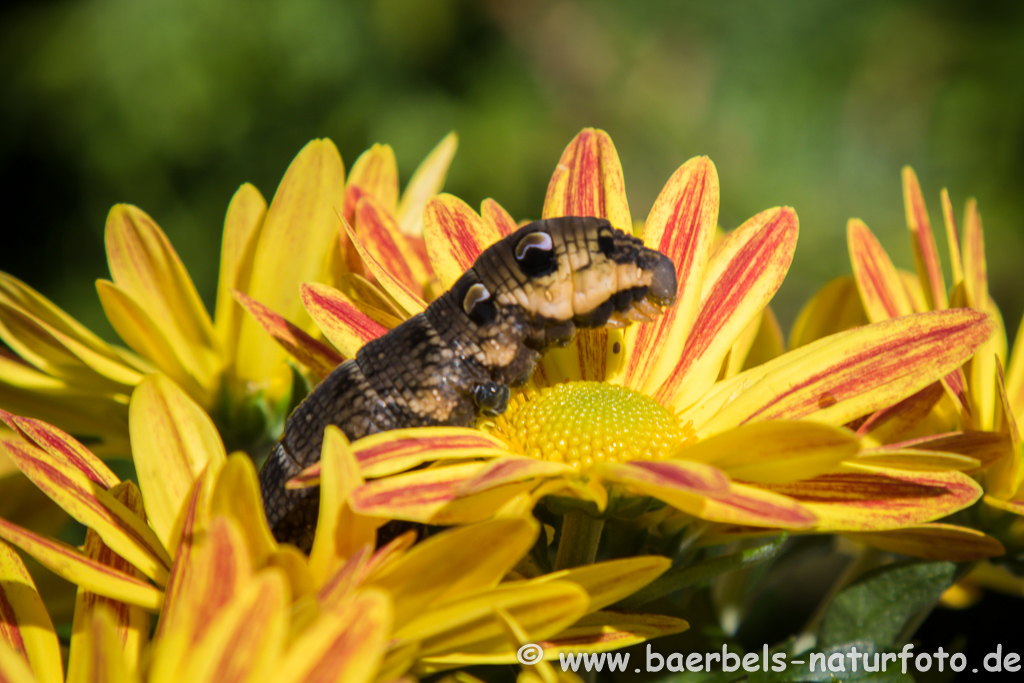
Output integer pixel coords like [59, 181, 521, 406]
[493, 381, 695, 468]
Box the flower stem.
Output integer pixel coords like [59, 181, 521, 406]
[555, 510, 605, 570]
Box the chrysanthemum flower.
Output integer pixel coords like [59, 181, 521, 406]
[0, 134, 457, 458]
[818, 169, 1024, 519]
[262, 129, 993, 567]
[776, 166, 1024, 580]
[0, 375, 687, 681]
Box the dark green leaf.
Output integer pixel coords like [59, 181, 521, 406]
[819, 560, 956, 649]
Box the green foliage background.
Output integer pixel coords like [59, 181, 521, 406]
[2, 0, 1023, 339]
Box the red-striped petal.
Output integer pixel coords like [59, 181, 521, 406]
[423, 195, 500, 290]
[300, 283, 388, 360]
[233, 290, 343, 378]
[902, 167, 948, 309]
[653, 206, 795, 407]
[847, 218, 915, 322]
[0, 410, 119, 488]
[622, 156, 719, 392]
[761, 467, 982, 531]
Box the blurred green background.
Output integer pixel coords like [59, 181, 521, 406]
[2, 0, 1023, 337]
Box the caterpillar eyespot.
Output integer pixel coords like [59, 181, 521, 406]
[259, 215, 678, 550]
[462, 282, 491, 313]
[513, 231, 559, 278]
[515, 231, 554, 258]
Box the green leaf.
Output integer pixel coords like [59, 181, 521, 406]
[819, 560, 956, 649]
[616, 534, 787, 609]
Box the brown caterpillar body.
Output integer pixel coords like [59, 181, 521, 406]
[259, 216, 677, 550]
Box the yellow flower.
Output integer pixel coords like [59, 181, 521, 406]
[0, 134, 458, 457]
[789, 167, 1023, 571]
[0, 375, 687, 681]
[810, 168, 1024, 510]
[266, 129, 993, 564]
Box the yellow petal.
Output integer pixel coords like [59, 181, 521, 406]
[527, 556, 669, 613]
[214, 183, 267, 362]
[940, 189, 965, 287]
[129, 374, 226, 548]
[152, 471, 208, 639]
[233, 290, 342, 378]
[541, 129, 635, 384]
[343, 219, 427, 317]
[987, 361, 1023, 498]
[355, 196, 430, 293]
[397, 581, 589, 658]
[368, 518, 539, 629]
[677, 421, 860, 483]
[0, 540, 61, 683]
[68, 482, 150, 678]
[66, 608, 139, 683]
[696, 482, 818, 529]
[308, 427, 375, 585]
[621, 157, 719, 391]
[968, 301, 1006, 430]
[961, 198, 989, 309]
[267, 545, 315, 601]
[179, 569, 288, 683]
[845, 523, 1003, 561]
[0, 635, 45, 683]
[480, 198, 518, 238]
[211, 454, 278, 568]
[1005, 318, 1024, 432]
[424, 194, 499, 290]
[598, 461, 815, 528]
[351, 459, 489, 522]
[344, 144, 399, 221]
[0, 412, 119, 488]
[294, 426, 511, 488]
[96, 280, 212, 405]
[543, 128, 631, 229]
[398, 132, 458, 237]
[0, 519, 162, 611]
[788, 276, 867, 350]
[0, 274, 143, 387]
[105, 205, 221, 383]
[316, 545, 373, 611]
[104, 205, 218, 351]
[0, 364, 130, 456]
[652, 206, 796, 407]
[890, 430, 1009, 473]
[847, 218, 914, 322]
[761, 467, 982, 531]
[279, 588, 391, 683]
[848, 449, 980, 472]
[688, 309, 995, 436]
[902, 167, 948, 309]
[235, 139, 346, 385]
[856, 383, 945, 446]
[0, 439, 170, 584]
[455, 457, 573, 498]
[300, 283, 388, 359]
[151, 517, 252, 679]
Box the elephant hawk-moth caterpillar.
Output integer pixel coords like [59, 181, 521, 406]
[259, 215, 678, 550]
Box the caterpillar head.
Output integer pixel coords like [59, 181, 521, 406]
[467, 216, 677, 350]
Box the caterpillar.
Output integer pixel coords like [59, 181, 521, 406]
[259, 215, 678, 550]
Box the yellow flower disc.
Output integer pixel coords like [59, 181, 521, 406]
[497, 382, 695, 469]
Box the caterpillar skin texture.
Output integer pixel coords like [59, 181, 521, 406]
[260, 216, 678, 550]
